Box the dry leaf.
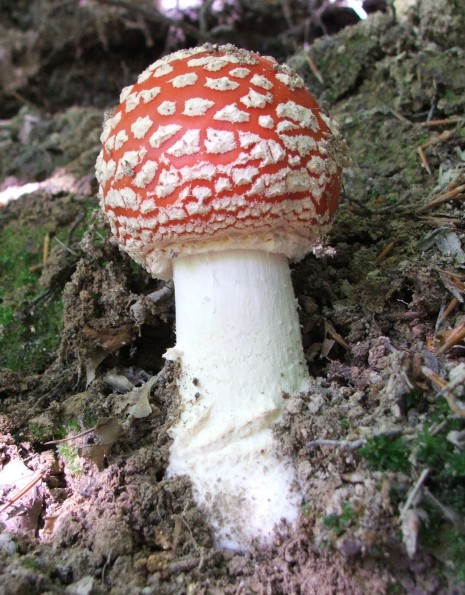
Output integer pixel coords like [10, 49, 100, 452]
[94, 417, 123, 445]
[401, 508, 420, 558]
[104, 373, 135, 393]
[78, 444, 112, 470]
[115, 376, 159, 419]
[83, 323, 133, 352]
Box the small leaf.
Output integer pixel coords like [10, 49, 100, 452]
[78, 444, 112, 470]
[127, 376, 158, 419]
[94, 417, 123, 445]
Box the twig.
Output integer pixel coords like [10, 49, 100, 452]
[54, 237, 78, 256]
[417, 128, 457, 175]
[375, 241, 395, 264]
[423, 488, 465, 529]
[420, 365, 447, 389]
[420, 183, 465, 211]
[324, 320, 351, 352]
[198, 0, 215, 35]
[0, 471, 45, 514]
[389, 109, 411, 124]
[418, 116, 463, 128]
[436, 320, 465, 356]
[420, 129, 454, 150]
[438, 297, 459, 325]
[169, 556, 203, 575]
[67, 211, 86, 247]
[399, 468, 430, 520]
[44, 418, 114, 445]
[43, 232, 50, 265]
[6, 89, 41, 111]
[306, 438, 366, 450]
[306, 428, 406, 451]
[171, 516, 183, 560]
[281, 0, 294, 28]
[421, 365, 465, 418]
[28, 289, 52, 306]
[101, 550, 113, 585]
[419, 215, 463, 228]
[304, 53, 323, 84]
[417, 146, 432, 175]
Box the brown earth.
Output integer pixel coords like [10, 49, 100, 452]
[0, 1, 464, 593]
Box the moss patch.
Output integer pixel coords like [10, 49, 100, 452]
[0, 194, 94, 372]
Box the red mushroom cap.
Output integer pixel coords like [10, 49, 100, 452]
[96, 44, 347, 279]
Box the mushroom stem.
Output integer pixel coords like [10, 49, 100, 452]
[166, 249, 309, 550]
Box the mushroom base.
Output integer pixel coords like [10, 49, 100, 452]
[166, 249, 309, 551]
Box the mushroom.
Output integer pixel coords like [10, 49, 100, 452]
[96, 43, 347, 551]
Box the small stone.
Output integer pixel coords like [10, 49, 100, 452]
[0, 532, 17, 555]
[65, 575, 95, 595]
[146, 552, 170, 574]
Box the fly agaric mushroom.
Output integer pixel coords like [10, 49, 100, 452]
[96, 43, 347, 551]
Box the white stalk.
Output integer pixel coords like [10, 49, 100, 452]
[166, 249, 309, 550]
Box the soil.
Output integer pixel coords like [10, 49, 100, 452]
[0, 1, 464, 593]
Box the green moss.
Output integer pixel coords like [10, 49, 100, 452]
[339, 417, 350, 430]
[417, 133, 430, 145]
[420, 506, 465, 585]
[0, 304, 14, 327]
[57, 441, 81, 475]
[0, 199, 94, 373]
[386, 583, 406, 594]
[410, 402, 465, 584]
[21, 557, 43, 572]
[404, 389, 425, 411]
[81, 409, 99, 430]
[312, 28, 380, 102]
[301, 502, 312, 518]
[0, 223, 61, 372]
[417, 411, 465, 518]
[446, 530, 465, 583]
[0, 294, 63, 372]
[362, 413, 465, 586]
[28, 422, 53, 442]
[418, 427, 465, 482]
[323, 502, 357, 535]
[27, 417, 79, 443]
[419, 504, 443, 549]
[359, 434, 411, 473]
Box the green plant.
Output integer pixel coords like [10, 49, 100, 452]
[28, 422, 53, 442]
[418, 427, 465, 482]
[386, 582, 405, 594]
[301, 502, 312, 517]
[21, 557, 42, 572]
[57, 441, 81, 475]
[447, 529, 465, 583]
[0, 223, 63, 372]
[339, 417, 350, 430]
[0, 199, 94, 372]
[359, 434, 411, 473]
[404, 389, 424, 411]
[323, 502, 357, 535]
[419, 505, 465, 584]
[413, 406, 465, 584]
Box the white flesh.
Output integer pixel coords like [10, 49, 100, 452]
[166, 249, 309, 550]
